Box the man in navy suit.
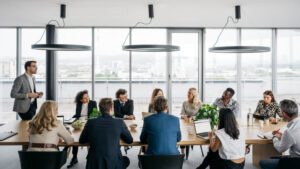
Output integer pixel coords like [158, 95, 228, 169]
[79, 98, 133, 169]
[113, 89, 135, 120]
[140, 96, 181, 155]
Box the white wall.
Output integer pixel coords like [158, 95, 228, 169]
[0, 0, 300, 28]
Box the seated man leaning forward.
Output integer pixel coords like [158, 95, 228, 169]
[140, 96, 181, 155]
[79, 98, 133, 169]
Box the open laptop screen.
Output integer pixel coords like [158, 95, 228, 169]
[57, 115, 64, 123]
[194, 119, 211, 134]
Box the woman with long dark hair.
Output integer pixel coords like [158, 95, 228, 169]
[196, 108, 245, 169]
[254, 90, 282, 122]
[68, 90, 97, 168]
[148, 88, 164, 113]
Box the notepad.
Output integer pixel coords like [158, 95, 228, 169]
[257, 131, 273, 139]
[0, 131, 18, 141]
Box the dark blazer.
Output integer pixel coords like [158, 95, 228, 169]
[140, 112, 181, 155]
[73, 100, 97, 119]
[113, 99, 134, 118]
[79, 114, 133, 169]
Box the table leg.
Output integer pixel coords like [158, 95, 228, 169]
[22, 144, 28, 151]
[252, 144, 281, 168]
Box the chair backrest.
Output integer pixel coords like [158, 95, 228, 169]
[138, 154, 185, 169]
[278, 156, 300, 169]
[18, 150, 67, 169]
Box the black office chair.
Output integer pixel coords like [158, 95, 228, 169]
[138, 154, 184, 169]
[273, 156, 300, 169]
[18, 150, 68, 169]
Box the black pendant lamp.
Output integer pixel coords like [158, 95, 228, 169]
[122, 4, 180, 52]
[32, 4, 92, 51]
[209, 6, 270, 53]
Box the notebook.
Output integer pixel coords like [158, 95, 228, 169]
[257, 131, 273, 139]
[0, 131, 18, 141]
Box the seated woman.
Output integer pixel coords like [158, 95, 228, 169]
[148, 88, 164, 113]
[197, 108, 245, 169]
[27, 101, 74, 152]
[180, 88, 202, 155]
[213, 88, 239, 117]
[254, 90, 282, 122]
[73, 90, 97, 119]
[68, 90, 97, 168]
[181, 87, 202, 120]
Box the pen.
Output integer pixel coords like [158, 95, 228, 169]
[273, 129, 280, 135]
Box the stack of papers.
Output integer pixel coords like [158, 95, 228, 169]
[257, 131, 273, 139]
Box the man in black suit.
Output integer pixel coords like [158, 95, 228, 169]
[113, 89, 135, 120]
[68, 90, 98, 168]
[79, 98, 133, 169]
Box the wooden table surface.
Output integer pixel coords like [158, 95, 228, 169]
[0, 118, 287, 146]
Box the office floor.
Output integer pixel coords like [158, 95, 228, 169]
[0, 146, 258, 169]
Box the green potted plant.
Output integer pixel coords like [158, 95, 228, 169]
[88, 108, 101, 119]
[195, 104, 219, 129]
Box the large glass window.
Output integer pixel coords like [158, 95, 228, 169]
[94, 28, 129, 102]
[21, 28, 46, 112]
[277, 30, 300, 102]
[131, 29, 167, 118]
[204, 29, 238, 105]
[241, 29, 272, 115]
[171, 32, 200, 117]
[0, 29, 16, 120]
[56, 28, 92, 115]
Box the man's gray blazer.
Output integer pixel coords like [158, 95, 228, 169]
[10, 74, 36, 113]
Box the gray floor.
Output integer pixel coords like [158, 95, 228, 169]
[0, 145, 258, 169]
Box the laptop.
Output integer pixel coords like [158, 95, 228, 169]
[194, 119, 211, 140]
[57, 115, 76, 124]
[57, 115, 64, 123]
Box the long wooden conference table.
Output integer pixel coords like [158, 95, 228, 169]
[0, 118, 287, 167]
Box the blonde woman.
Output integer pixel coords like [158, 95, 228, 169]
[27, 101, 74, 151]
[181, 88, 202, 120]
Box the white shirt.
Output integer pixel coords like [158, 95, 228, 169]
[25, 73, 35, 102]
[215, 128, 245, 160]
[81, 103, 88, 117]
[273, 117, 300, 156]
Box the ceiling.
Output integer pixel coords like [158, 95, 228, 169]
[0, 0, 299, 28]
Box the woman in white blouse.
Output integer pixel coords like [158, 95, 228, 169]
[27, 101, 74, 152]
[197, 108, 245, 169]
[181, 87, 202, 119]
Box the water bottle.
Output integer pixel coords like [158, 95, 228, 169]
[247, 108, 253, 126]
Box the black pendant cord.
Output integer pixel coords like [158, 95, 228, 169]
[212, 16, 239, 47]
[34, 19, 65, 45]
[122, 18, 153, 47]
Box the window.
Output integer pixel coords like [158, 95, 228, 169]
[277, 30, 300, 102]
[56, 28, 92, 114]
[241, 29, 272, 115]
[94, 28, 129, 102]
[131, 29, 167, 117]
[171, 31, 200, 117]
[204, 29, 238, 105]
[0, 29, 16, 119]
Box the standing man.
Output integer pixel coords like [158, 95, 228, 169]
[10, 61, 43, 120]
